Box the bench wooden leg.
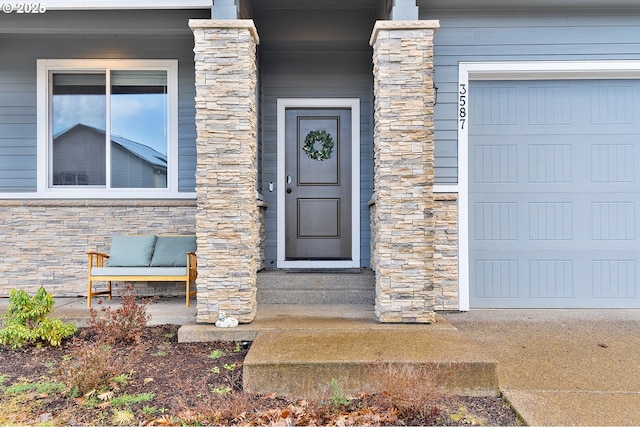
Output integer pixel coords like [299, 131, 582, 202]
[185, 279, 190, 307]
[88, 279, 93, 308]
[87, 280, 113, 308]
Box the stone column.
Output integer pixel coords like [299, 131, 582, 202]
[190, 20, 260, 323]
[369, 20, 439, 323]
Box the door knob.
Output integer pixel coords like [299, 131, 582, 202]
[286, 188, 292, 194]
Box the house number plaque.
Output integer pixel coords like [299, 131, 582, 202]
[459, 83, 467, 130]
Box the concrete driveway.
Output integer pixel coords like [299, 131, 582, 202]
[443, 309, 640, 426]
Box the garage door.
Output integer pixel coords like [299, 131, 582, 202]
[469, 79, 640, 308]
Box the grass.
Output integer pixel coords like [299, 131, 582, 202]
[110, 392, 155, 407]
[4, 378, 66, 396]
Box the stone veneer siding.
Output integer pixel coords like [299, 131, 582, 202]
[0, 200, 196, 297]
[434, 193, 459, 310]
[369, 21, 439, 323]
[370, 193, 459, 311]
[190, 19, 260, 324]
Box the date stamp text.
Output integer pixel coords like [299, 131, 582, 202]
[2, 2, 46, 13]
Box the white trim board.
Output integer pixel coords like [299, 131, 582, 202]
[43, 0, 211, 9]
[457, 60, 640, 311]
[276, 98, 361, 269]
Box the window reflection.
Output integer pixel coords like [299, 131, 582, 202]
[52, 73, 106, 185]
[50, 70, 168, 189]
[111, 70, 168, 188]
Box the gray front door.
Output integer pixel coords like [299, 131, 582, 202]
[284, 108, 352, 260]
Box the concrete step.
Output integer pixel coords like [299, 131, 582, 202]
[243, 328, 499, 398]
[178, 305, 499, 398]
[257, 269, 375, 305]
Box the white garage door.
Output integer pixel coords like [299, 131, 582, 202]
[469, 79, 640, 308]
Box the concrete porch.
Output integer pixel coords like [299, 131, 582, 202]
[178, 304, 499, 398]
[25, 293, 499, 398]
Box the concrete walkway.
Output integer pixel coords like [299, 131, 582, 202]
[443, 309, 640, 426]
[1, 296, 639, 426]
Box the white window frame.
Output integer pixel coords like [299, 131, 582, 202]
[45, 0, 212, 9]
[457, 60, 640, 311]
[36, 58, 189, 199]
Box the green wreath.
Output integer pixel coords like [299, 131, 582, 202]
[303, 130, 334, 161]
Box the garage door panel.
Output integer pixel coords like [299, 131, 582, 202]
[470, 79, 640, 308]
[471, 254, 640, 308]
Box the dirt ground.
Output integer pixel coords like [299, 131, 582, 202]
[0, 325, 522, 426]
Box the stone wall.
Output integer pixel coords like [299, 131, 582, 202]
[191, 19, 260, 324]
[434, 193, 459, 310]
[370, 21, 439, 323]
[370, 193, 459, 311]
[0, 200, 196, 297]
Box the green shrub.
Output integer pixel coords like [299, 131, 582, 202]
[0, 288, 77, 348]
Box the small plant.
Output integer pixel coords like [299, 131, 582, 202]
[329, 378, 350, 407]
[111, 372, 132, 387]
[211, 386, 232, 395]
[211, 366, 221, 375]
[111, 408, 135, 426]
[151, 340, 171, 357]
[57, 341, 118, 395]
[208, 349, 225, 359]
[57, 340, 144, 395]
[223, 363, 236, 371]
[57, 288, 150, 396]
[110, 392, 155, 407]
[94, 411, 109, 424]
[4, 379, 65, 396]
[142, 405, 157, 417]
[370, 362, 444, 425]
[449, 406, 486, 425]
[0, 288, 77, 348]
[87, 286, 155, 345]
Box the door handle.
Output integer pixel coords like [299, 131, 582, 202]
[286, 175, 293, 193]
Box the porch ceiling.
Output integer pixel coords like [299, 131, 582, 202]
[250, 0, 378, 51]
[250, 0, 380, 9]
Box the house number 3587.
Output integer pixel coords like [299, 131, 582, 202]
[459, 83, 467, 130]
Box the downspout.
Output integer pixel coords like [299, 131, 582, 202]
[388, 0, 419, 20]
[211, 0, 240, 19]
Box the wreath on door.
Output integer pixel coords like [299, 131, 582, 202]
[303, 130, 334, 161]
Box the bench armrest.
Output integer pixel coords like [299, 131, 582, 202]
[186, 252, 197, 278]
[88, 251, 110, 268]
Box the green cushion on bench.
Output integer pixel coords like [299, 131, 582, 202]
[150, 235, 196, 267]
[107, 235, 157, 267]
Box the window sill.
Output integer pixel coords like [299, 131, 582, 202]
[0, 191, 197, 201]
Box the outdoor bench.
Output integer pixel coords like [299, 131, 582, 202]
[87, 234, 197, 308]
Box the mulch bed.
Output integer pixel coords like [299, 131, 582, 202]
[0, 325, 522, 425]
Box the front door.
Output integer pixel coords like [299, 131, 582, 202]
[277, 99, 360, 268]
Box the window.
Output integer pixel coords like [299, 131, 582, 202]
[38, 60, 180, 197]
